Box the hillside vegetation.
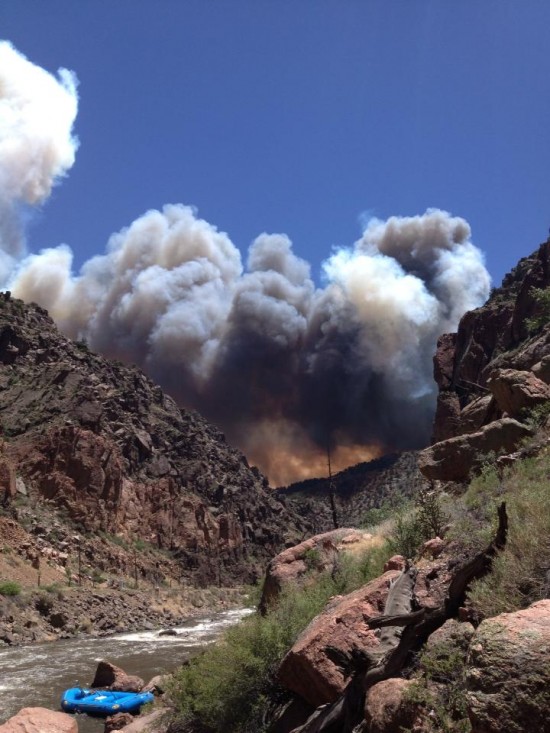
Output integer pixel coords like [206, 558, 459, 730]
[166, 241, 550, 733]
[167, 426, 550, 733]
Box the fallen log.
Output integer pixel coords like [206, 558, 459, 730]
[289, 502, 508, 733]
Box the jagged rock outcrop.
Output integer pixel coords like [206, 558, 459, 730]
[259, 528, 371, 613]
[487, 368, 550, 415]
[0, 293, 308, 584]
[277, 546, 470, 711]
[277, 570, 402, 707]
[466, 599, 550, 733]
[418, 418, 534, 482]
[283, 504, 508, 733]
[421, 240, 550, 481]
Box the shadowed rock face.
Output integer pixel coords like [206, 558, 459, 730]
[0, 294, 308, 584]
[420, 240, 550, 482]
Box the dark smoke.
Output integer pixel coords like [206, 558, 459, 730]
[1, 44, 491, 484]
[9, 207, 490, 484]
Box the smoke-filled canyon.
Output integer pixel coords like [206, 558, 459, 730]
[0, 41, 491, 484]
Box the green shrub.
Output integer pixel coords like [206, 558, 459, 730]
[169, 545, 388, 732]
[388, 511, 424, 558]
[388, 490, 448, 559]
[35, 592, 54, 615]
[521, 400, 550, 428]
[360, 500, 403, 529]
[526, 286, 550, 333]
[0, 580, 21, 596]
[170, 585, 330, 731]
[303, 547, 322, 571]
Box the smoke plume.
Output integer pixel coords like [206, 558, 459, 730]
[9, 206, 490, 484]
[0, 41, 78, 282]
[1, 44, 491, 485]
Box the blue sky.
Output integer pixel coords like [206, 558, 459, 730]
[2, 1, 550, 482]
[2, 0, 550, 287]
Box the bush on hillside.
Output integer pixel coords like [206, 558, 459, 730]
[388, 489, 448, 559]
[0, 580, 21, 596]
[526, 286, 550, 333]
[169, 545, 388, 732]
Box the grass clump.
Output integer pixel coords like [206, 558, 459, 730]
[405, 629, 471, 733]
[468, 452, 550, 618]
[169, 545, 388, 732]
[0, 580, 21, 596]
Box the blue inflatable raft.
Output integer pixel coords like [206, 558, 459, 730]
[61, 687, 154, 716]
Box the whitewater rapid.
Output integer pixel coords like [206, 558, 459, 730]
[0, 607, 253, 731]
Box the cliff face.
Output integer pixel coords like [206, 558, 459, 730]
[0, 294, 307, 585]
[420, 240, 550, 481]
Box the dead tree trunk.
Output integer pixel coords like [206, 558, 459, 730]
[291, 502, 508, 733]
[326, 443, 339, 530]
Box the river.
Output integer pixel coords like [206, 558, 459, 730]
[0, 607, 253, 732]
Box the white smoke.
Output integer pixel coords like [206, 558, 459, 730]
[0, 44, 492, 483]
[0, 41, 78, 281]
[8, 206, 490, 482]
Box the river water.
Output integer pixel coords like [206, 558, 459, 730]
[0, 607, 253, 732]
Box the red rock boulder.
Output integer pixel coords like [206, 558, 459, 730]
[259, 528, 368, 613]
[105, 712, 134, 732]
[116, 709, 167, 732]
[91, 660, 144, 692]
[466, 599, 550, 733]
[0, 708, 77, 733]
[383, 554, 406, 572]
[487, 368, 550, 417]
[364, 678, 419, 733]
[277, 569, 400, 707]
[418, 418, 533, 482]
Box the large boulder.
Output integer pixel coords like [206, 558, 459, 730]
[364, 678, 419, 733]
[91, 660, 144, 692]
[418, 418, 533, 482]
[532, 354, 550, 384]
[0, 708, 77, 733]
[466, 599, 550, 733]
[277, 569, 400, 706]
[459, 395, 498, 435]
[259, 528, 369, 612]
[487, 368, 550, 417]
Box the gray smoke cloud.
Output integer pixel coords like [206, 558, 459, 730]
[1, 44, 491, 484]
[8, 206, 490, 484]
[0, 41, 78, 282]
